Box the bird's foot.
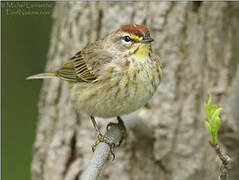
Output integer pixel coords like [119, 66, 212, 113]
[91, 133, 116, 160]
[106, 116, 127, 147]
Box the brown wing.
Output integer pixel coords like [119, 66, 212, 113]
[56, 51, 97, 82]
[56, 40, 113, 83]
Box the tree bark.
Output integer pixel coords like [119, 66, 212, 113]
[31, 2, 239, 180]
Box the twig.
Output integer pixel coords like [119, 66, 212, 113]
[210, 143, 232, 180]
[80, 114, 145, 180]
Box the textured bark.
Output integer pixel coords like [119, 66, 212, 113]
[31, 2, 239, 180]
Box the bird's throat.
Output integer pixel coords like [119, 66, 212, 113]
[132, 44, 151, 58]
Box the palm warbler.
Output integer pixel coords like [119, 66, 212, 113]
[27, 24, 162, 157]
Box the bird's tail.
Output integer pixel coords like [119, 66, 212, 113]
[26, 72, 57, 80]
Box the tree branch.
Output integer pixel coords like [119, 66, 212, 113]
[210, 143, 232, 180]
[80, 114, 146, 180]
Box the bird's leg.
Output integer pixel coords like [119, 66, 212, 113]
[116, 116, 127, 146]
[106, 116, 127, 147]
[90, 116, 103, 139]
[90, 116, 116, 160]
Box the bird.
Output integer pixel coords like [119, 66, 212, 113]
[27, 24, 162, 159]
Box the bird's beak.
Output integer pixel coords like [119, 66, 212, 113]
[142, 37, 154, 43]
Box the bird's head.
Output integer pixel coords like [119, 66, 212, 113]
[105, 24, 154, 58]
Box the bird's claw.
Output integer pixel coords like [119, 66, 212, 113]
[91, 133, 116, 160]
[106, 120, 127, 147]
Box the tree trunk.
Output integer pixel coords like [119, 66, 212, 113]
[31, 2, 239, 180]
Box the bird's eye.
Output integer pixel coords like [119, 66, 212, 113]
[123, 36, 132, 42]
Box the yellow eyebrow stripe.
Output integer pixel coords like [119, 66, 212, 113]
[130, 34, 143, 41]
[120, 32, 144, 41]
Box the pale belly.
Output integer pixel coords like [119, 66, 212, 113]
[70, 60, 161, 118]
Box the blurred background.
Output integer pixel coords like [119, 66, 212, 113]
[2, 2, 54, 180]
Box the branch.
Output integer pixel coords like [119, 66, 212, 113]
[210, 143, 232, 180]
[204, 94, 232, 180]
[80, 114, 147, 180]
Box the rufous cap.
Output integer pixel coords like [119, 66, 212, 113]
[121, 24, 150, 37]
